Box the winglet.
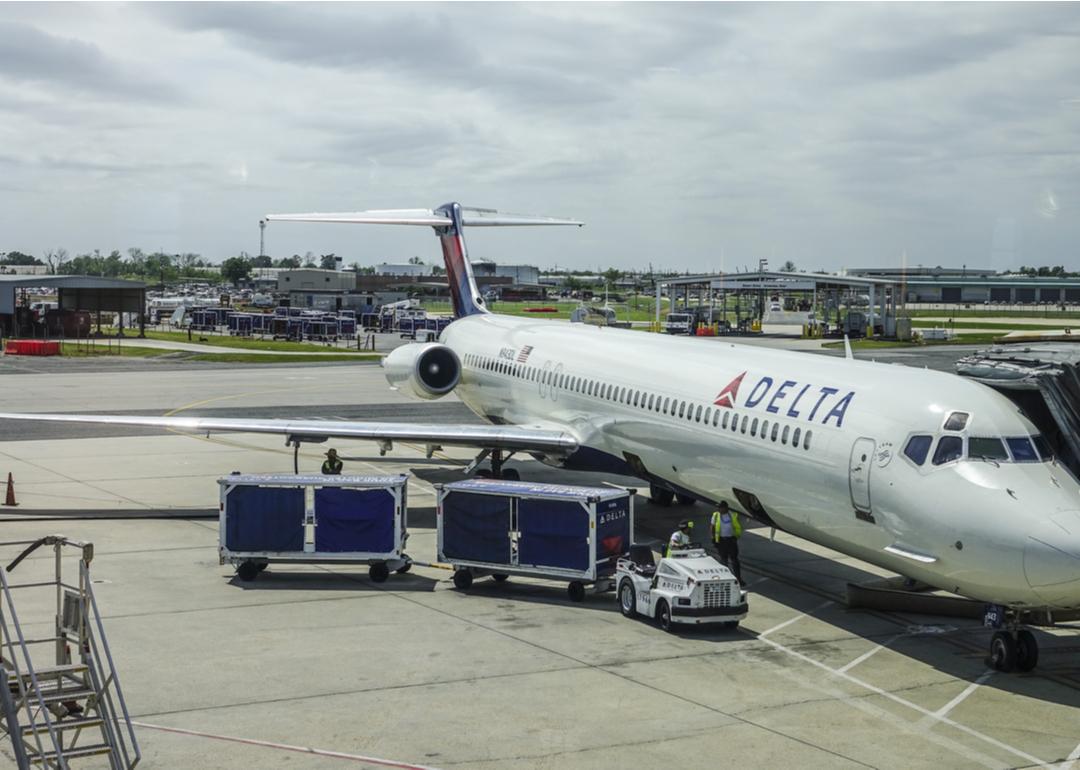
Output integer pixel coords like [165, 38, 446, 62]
[844, 335, 854, 360]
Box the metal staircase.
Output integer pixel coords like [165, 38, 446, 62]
[0, 536, 139, 769]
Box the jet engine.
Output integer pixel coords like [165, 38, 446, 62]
[382, 343, 461, 400]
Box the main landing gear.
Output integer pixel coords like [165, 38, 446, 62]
[648, 483, 696, 507]
[985, 607, 1039, 672]
[471, 450, 520, 481]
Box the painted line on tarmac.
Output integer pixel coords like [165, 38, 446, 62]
[131, 721, 442, 769]
[927, 669, 995, 721]
[1059, 739, 1080, 769]
[757, 635, 1051, 769]
[758, 599, 832, 638]
[837, 633, 902, 674]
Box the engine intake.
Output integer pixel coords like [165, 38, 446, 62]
[383, 343, 461, 400]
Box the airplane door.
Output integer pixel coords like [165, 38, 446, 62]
[849, 438, 875, 514]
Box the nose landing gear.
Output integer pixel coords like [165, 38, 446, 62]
[986, 607, 1040, 672]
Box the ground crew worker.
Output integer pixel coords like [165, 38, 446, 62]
[321, 448, 343, 475]
[666, 520, 692, 557]
[711, 501, 744, 584]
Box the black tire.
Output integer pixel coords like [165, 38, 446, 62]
[475, 469, 493, 479]
[567, 581, 586, 603]
[255, 562, 268, 573]
[492, 573, 509, 583]
[453, 569, 473, 590]
[1016, 629, 1039, 672]
[722, 620, 739, 630]
[236, 561, 260, 582]
[656, 599, 673, 632]
[618, 579, 637, 618]
[649, 484, 674, 506]
[369, 562, 390, 583]
[675, 493, 696, 506]
[395, 562, 412, 575]
[500, 468, 521, 481]
[989, 630, 1017, 672]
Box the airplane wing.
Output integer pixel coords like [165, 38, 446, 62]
[263, 208, 583, 228]
[0, 412, 579, 453]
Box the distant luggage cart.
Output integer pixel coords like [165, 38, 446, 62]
[436, 480, 634, 602]
[218, 473, 410, 583]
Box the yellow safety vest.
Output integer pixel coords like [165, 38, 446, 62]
[711, 510, 742, 539]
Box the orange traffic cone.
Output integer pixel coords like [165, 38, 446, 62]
[4, 472, 17, 507]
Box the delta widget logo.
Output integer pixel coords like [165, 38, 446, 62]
[714, 371, 746, 408]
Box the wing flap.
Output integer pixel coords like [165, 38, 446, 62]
[0, 412, 578, 453]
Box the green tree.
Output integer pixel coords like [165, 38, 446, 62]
[602, 267, 622, 290]
[781, 260, 796, 272]
[251, 255, 272, 268]
[274, 256, 301, 269]
[0, 251, 41, 266]
[220, 256, 252, 286]
[302, 251, 316, 268]
[320, 253, 339, 270]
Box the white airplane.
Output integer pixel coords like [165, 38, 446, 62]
[3, 202, 1078, 673]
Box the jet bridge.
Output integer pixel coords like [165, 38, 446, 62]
[956, 343, 1080, 478]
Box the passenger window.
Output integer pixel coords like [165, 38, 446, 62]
[695, 405, 702, 422]
[712, 409, 719, 427]
[771, 423, 779, 441]
[944, 412, 969, 431]
[792, 427, 801, 447]
[903, 435, 932, 465]
[761, 419, 768, 439]
[751, 418, 758, 437]
[1005, 437, 1037, 462]
[663, 397, 671, 414]
[722, 412, 729, 429]
[647, 394, 655, 410]
[678, 402, 686, 418]
[740, 416, 748, 434]
[932, 435, 963, 465]
[969, 437, 1008, 461]
[782, 425, 789, 444]
[1032, 435, 1053, 461]
[632, 391, 639, 407]
[804, 430, 812, 450]
[704, 407, 711, 425]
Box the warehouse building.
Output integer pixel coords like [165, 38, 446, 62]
[845, 266, 1080, 304]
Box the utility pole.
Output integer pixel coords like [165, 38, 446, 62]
[259, 220, 266, 258]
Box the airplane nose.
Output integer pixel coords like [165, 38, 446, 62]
[1024, 511, 1080, 608]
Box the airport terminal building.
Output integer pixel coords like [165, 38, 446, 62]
[845, 267, 1080, 304]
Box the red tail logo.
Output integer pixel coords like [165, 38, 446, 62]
[714, 371, 747, 408]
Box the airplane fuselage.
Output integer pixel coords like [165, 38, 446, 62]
[441, 313, 1080, 611]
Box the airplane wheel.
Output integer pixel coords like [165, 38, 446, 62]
[656, 599, 673, 632]
[369, 563, 390, 583]
[453, 569, 473, 590]
[1016, 629, 1039, 672]
[492, 573, 509, 583]
[618, 579, 637, 618]
[501, 468, 521, 481]
[567, 581, 586, 603]
[236, 561, 260, 582]
[649, 484, 674, 506]
[675, 493, 696, 506]
[989, 631, 1017, 672]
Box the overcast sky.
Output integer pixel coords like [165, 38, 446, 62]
[0, 2, 1077, 272]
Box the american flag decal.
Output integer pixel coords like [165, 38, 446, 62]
[517, 345, 534, 363]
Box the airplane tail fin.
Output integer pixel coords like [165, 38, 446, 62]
[265, 203, 582, 319]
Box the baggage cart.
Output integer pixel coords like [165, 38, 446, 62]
[436, 480, 634, 601]
[218, 473, 410, 583]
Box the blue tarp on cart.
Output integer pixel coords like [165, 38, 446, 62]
[314, 487, 395, 553]
[518, 499, 589, 571]
[224, 486, 305, 552]
[441, 491, 511, 563]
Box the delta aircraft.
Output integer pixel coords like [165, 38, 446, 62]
[3, 202, 1078, 673]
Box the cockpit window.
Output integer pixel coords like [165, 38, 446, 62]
[932, 435, 963, 465]
[1032, 435, 1054, 461]
[1006, 437, 1039, 463]
[903, 435, 932, 465]
[944, 412, 969, 431]
[969, 437, 1008, 462]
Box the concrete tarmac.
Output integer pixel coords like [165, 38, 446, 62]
[1, 351, 1078, 769]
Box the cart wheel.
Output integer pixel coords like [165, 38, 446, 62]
[492, 573, 509, 583]
[567, 581, 586, 603]
[500, 468, 521, 481]
[395, 562, 412, 575]
[618, 579, 637, 618]
[656, 599, 673, 632]
[453, 569, 474, 590]
[369, 563, 390, 583]
[255, 562, 268, 573]
[236, 561, 260, 582]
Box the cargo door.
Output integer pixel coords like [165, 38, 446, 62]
[518, 498, 589, 571]
[314, 487, 396, 554]
[849, 437, 875, 514]
[225, 486, 305, 552]
[440, 491, 512, 564]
